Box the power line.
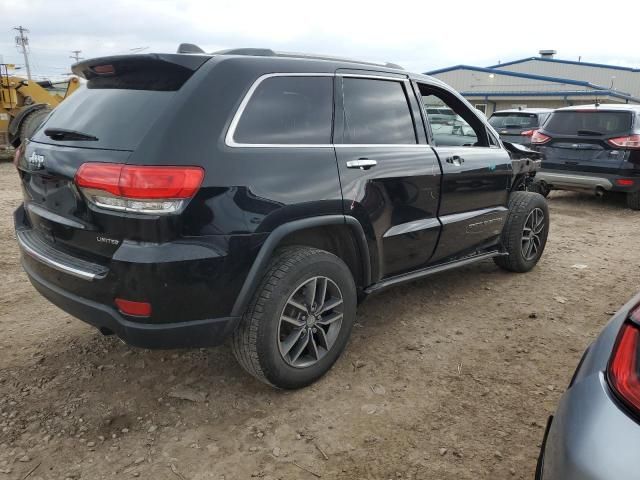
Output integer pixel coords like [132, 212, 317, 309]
[70, 50, 84, 63]
[13, 25, 32, 80]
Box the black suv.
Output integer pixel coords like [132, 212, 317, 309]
[531, 104, 640, 209]
[488, 108, 552, 147]
[14, 48, 549, 388]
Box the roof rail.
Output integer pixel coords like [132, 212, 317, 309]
[213, 48, 276, 56]
[177, 43, 205, 54]
[209, 47, 404, 70]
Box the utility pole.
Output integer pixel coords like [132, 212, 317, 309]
[13, 25, 32, 80]
[70, 50, 83, 63]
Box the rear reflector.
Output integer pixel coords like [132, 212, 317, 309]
[531, 131, 551, 145]
[608, 134, 640, 149]
[75, 163, 204, 214]
[115, 298, 152, 317]
[607, 304, 640, 416]
[616, 179, 635, 187]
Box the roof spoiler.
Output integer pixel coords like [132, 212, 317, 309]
[72, 53, 210, 80]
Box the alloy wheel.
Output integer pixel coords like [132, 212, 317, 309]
[522, 207, 545, 261]
[277, 276, 344, 368]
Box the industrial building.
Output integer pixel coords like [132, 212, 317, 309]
[426, 50, 640, 116]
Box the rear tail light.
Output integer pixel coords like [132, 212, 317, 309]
[115, 298, 152, 317]
[521, 129, 537, 137]
[616, 179, 635, 187]
[531, 131, 551, 145]
[607, 303, 640, 416]
[607, 134, 640, 149]
[75, 163, 204, 214]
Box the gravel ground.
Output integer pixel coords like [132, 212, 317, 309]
[1, 160, 639, 480]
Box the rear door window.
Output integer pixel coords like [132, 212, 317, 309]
[340, 78, 417, 144]
[233, 76, 333, 145]
[544, 111, 633, 136]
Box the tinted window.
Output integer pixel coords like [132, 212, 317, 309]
[32, 86, 176, 151]
[342, 78, 416, 144]
[489, 113, 539, 129]
[545, 111, 633, 136]
[234, 76, 333, 145]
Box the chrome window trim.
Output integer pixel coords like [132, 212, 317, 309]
[337, 73, 409, 81]
[334, 144, 431, 148]
[225, 72, 427, 148]
[225, 73, 335, 148]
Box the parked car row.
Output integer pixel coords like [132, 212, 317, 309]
[487, 108, 640, 478]
[489, 105, 640, 210]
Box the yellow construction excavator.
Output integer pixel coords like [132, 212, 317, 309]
[1, 63, 80, 151]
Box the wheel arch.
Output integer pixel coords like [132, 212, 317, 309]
[231, 215, 371, 317]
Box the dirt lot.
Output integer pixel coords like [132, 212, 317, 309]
[0, 160, 638, 480]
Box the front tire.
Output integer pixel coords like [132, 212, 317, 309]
[232, 246, 357, 389]
[494, 192, 549, 273]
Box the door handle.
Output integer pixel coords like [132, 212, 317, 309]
[446, 155, 465, 166]
[346, 159, 377, 170]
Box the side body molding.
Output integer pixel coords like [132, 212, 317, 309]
[231, 215, 371, 317]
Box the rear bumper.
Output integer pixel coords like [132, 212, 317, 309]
[535, 170, 639, 193]
[13, 203, 260, 348]
[23, 258, 240, 348]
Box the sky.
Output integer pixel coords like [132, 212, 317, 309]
[1, 0, 639, 80]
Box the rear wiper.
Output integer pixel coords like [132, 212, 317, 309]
[577, 129, 603, 136]
[44, 128, 98, 141]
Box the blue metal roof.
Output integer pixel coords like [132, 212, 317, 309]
[426, 65, 614, 90]
[487, 56, 640, 72]
[424, 65, 638, 102]
[459, 90, 640, 103]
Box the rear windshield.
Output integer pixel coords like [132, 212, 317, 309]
[489, 113, 539, 129]
[31, 86, 175, 150]
[544, 111, 633, 136]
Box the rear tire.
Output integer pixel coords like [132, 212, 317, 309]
[232, 246, 357, 389]
[494, 192, 549, 273]
[627, 191, 640, 210]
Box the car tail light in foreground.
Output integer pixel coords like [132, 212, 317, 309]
[607, 134, 640, 149]
[607, 304, 640, 416]
[75, 163, 204, 214]
[521, 129, 537, 137]
[531, 131, 551, 145]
